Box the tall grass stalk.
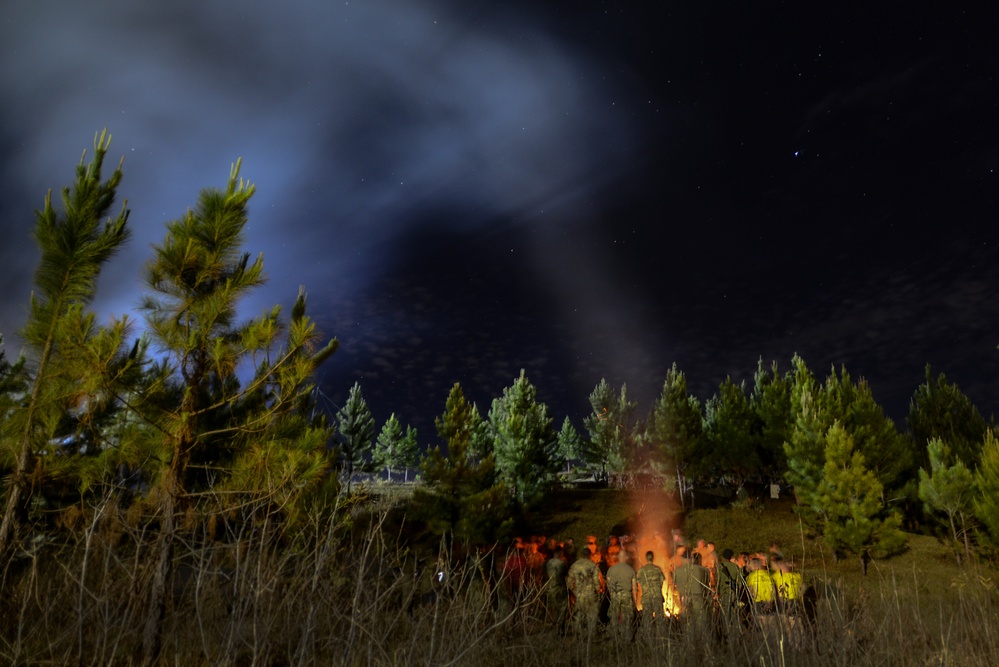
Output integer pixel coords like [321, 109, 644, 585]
[1, 490, 998, 665]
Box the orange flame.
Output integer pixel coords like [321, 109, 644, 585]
[627, 486, 684, 617]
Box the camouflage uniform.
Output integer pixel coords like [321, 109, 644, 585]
[635, 562, 667, 627]
[544, 554, 569, 628]
[566, 556, 602, 636]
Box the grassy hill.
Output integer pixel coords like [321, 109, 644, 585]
[532, 484, 980, 594]
[4, 481, 996, 665]
[385, 480, 999, 664]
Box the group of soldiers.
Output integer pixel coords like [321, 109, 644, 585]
[489, 530, 805, 640]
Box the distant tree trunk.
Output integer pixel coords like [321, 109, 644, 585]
[960, 511, 972, 561]
[948, 512, 963, 565]
[676, 466, 687, 511]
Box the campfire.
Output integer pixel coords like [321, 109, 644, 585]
[629, 531, 683, 616]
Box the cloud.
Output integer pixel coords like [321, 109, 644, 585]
[0, 0, 635, 347]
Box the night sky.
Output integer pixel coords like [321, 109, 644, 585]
[2, 1, 997, 441]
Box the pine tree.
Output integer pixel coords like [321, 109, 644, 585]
[397, 425, 419, 482]
[0, 335, 26, 428]
[488, 369, 561, 507]
[785, 356, 914, 517]
[909, 365, 988, 469]
[413, 383, 510, 546]
[702, 376, 760, 485]
[136, 160, 336, 661]
[335, 382, 375, 491]
[973, 429, 999, 548]
[218, 286, 339, 526]
[0, 336, 27, 490]
[0, 131, 130, 557]
[750, 358, 792, 476]
[643, 363, 704, 504]
[373, 413, 403, 480]
[918, 437, 976, 562]
[784, 354, 826, 514]
[582, 379, 635, 478]
[821, 365, 914, 496]
[816, 422, 907, 574]
[372, 413, 419, 481]
[557, 416, 583, 474]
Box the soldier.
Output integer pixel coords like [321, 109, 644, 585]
[622, 534, 639, 569]
[605, 549, 636, 641]
[605, 534, 622, 565]
[544, 547, 570, 631]
[563, 537, 577, 566]
[670, 528, 687, 557]
[716, 548, 746, 635]
[500, 540, 528, 607]
[525, 540, 546, 593]
[567, 547, 602, 637]
[543, 536, 557, 560]
[586, 536, 601, 564]
[735, 552, 750, 571]
[634, 550, 667, 631]
[673, 550, 712, 630]
[692, 538, 709, 563]
[702, 541, 719, 589]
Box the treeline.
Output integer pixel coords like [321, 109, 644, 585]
[1, 134, 998, 660]
[353, 353, 998, 576]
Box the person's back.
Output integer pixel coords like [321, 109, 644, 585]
[606, 558, 635, 598]
[605, 551, 636, 639]
[771, 559, 802, 610]
[714, 549, 745, 633]
[745, 557, 775, 612]
[567, 553, 600, 599]
[673, 553, 711, 620]
[526, 542, 546, 589]
[544, 550, 569, 627]
[636, 562, 665, 606]
[716, 549, 744, 606]
[567, 547, 602, 635]
[635, 551, 666, 628]
[546, 551, 568, 591]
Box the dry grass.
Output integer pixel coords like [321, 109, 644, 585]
[1, 486, 997, 666]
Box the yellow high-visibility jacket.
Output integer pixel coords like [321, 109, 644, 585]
[746, 570, 775, 604]
[772, 570, 802, 602]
